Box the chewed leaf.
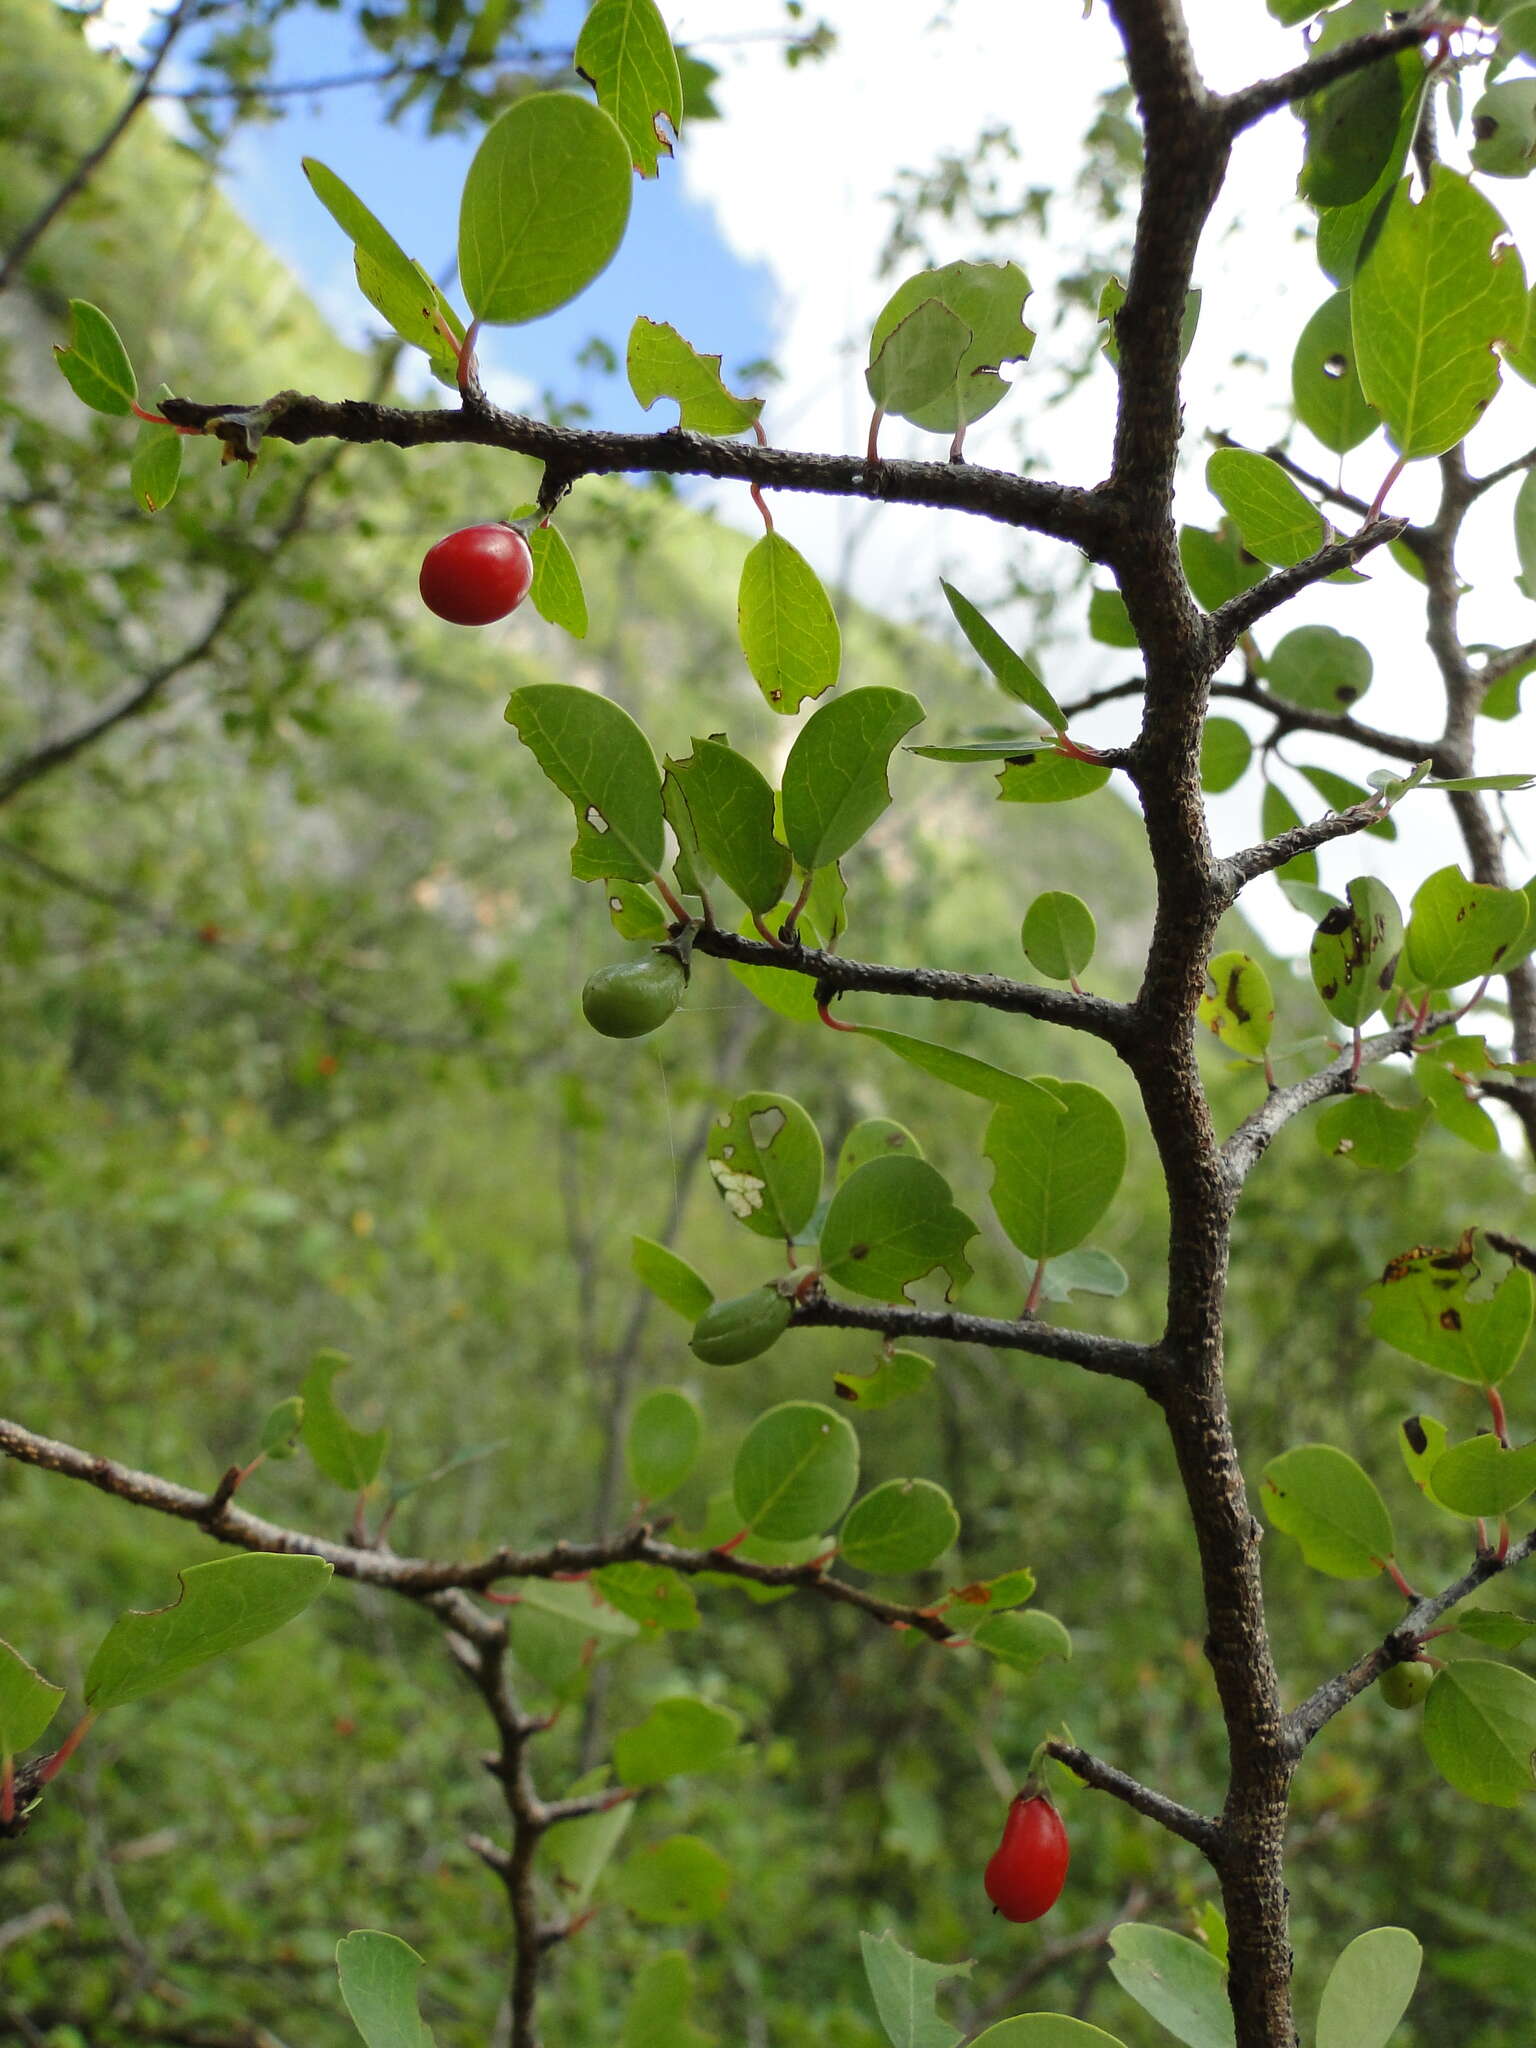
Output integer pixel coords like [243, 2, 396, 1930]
[574, 0, 683, 178]
[820, 1155, 976, 1303]
[0, 1640, 64, 1757]
[337, 1930, 438, 2048]
[859, 1929, 972, 2048]
[738, 533, 841, 715]
[1369, 1243, 1532, 1386]
[867, 260, 1034, 433]
[707, 1091, 823, 1241]
[627, 318, 762, 434]
[866, 297, 972, 421]
[504, 683, 664, 884]
[302, 1351, 390, 1491]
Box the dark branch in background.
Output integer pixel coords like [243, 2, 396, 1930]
[1285, 1526, 1536, 1754]
[1210, 677, 1430, 767]
[791, 1296, 1161, 1391]
[1466, 441, 1536, 498]
[1207, 520, 1406, 657]
[0, 0, 199, 291]
[1218, 11, 1439, 136]
[0, 837, 497, 1057]
[690, 925, 1135, 1044]
[1218, 1021, 1434, 1192]
[156, 392, 1114, 550]
[1045, 1737, 1221, 1856]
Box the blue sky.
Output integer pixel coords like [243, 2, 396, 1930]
[207, 0, 779, 424]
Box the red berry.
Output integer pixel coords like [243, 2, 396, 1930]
[419, 524, 534, 625]
[984, 1791, 1069, 1923]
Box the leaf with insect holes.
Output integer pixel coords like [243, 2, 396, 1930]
[738, 533, 841, 715]
[85, 1554, 332, 1711]
[665, 739, 790, 914]
[996, 753, 1112, 804]
[505, 683, 664, 884]
[302, 1351, 389, 1491]
[1206, 449, 1325, 568]
[1316, 1092, 1428, 1172]
[1369, 1254, 1533, 1386]
[941, 582, 1065, 728]
[1353, 170, 1527, 458]
[460, 95, 632, 325]
[1310, 878, 1404, 1029]
[833, 1350, 935, 1410]
[337, 1930, 438, 2048]
[0, 1640, 63, 1758]
[626, 318, 762, 433]
[820, 1156, 976, 1304]
[1262, 1445, 1393, 1580]
[781, 688, 923, 867]
[575, 0, 683, 178]
[53, 300, 137, 416]
[707, 1092, 823, 1242]
[986, 1080, 1126, 1261]
[867, 260, 1033, 434]
[1200, 951, 1274, 1060]
[1292, 291, 1380, 454]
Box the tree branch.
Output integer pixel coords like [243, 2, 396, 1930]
[1219, 1022, 1429, 1192]
[1218, 798, 1381, 894]
[156, 393, 1112, 550]
[1478, 637, 1536, 689]
[1210, 678, 1429, 767]
[1285, 1527, 1536, 1756]
[1045, 1737, 1221, 1856]
[790, 1296, 1161, 1390]
[1219, 12, 1439, 137]
[1207, 519, 1406, 658]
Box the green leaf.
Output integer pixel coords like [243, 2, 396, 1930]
[258, 1395, 306, 1460]
[1181, 522, 1266, 612]
[336, 1931, 437, 2048]
[1039, 1249, 1129, 1303]
[1369, 1253, 1532, 1386]
[1206, 449, 1325, 568]
[665, 739, 790, 913]
[1300, 47, 1415, 208]
[707, 1091, 823, 1241]
[625, 1388, 703, 1501]
[1471, 78, 1536, 178]
[607, 882, 669, 940]
[911, 738, 1054, 763]
[968, 2021, 1127, 2048]
[1267, 624, 1373, 712]
[1316, 1092, 1428, 1171]
[574, 0, 683, 177]
[1518, 470, 1536, 598]
[85, 1554, 332, 1711]
[1316, 70, 1425, 286]
[1200, 717, 1252, 794]
[996, 753, 1112, 804]
[941, 582, 1065, 728]
[1429, 1434, 1536, 1517]
[504, 683, 664, 884]
[1261, 780, 1317, 885]
[837, 1118, 923, 1182]
[1022, 892, 1096, 981]
[733, 1401, 860, 1542]
[1107, 1924, 1234, 2048]
[0, 1640, 63, 1758]
[819, 1155, 977, 1303]
[1297, 763, 1396, 841]
[626, 318, 761, 433]
[621, 1952, 714, 2048]
[1088, 586, 1138, 648]
[840, 1480, 959, 1576]
[858, 1928, 971, 2048]
[867, 260, 1033, 434]
[1315, 1927, 1421, 2048]
[1404, 865, 1530, 989]
[985, 1079, 1127, 1261]
[1261, 1444, 1393, 1580]
[1353, 170, 1527, 458]
[53, 300, 137, 416]
[971, 1608, 1072, 1675]
[1199, 950, 1275, 1060]
[130, 418, 181, 514]
[352, 247, 464, 387]
[948, 1568, 1037, 1616]
[459, 94, 632, 325]
[848, 1020, 1055, 1110]
[833, 1350, 935, 1410]
[613, 1696, 742, 1788]
[1282, 879, 1343, 922]
[1423, 1659, 1536, 1804]
[630, 1237, 713, 1321]
[738, 532, 842, 715]
[614, 1835, 731, 1923]
[1291, 291, 1380, 453]
[548, 1792, 635, 1917]
[1400, 1412, 1449, 1496]
[528, 522, 588, 638]
[1310, 877, 1404, 1028]
[593, 1562, 699, 1632]
[725, 906, 826, 1022]
[1458, 1610, 1536, 1649]
[1099, 275, 1200, 369]
[302, 1351, 389, 1491]
[1415, 1056, 1501, 1154]
[1503, 281, 1536, 385]
[781, 688, 923, 866]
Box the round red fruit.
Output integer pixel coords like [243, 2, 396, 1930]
[984, 1791, 1069, 1923]
[419, 524, 534, 625]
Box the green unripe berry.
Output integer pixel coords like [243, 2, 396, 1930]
[1380, 1660, 1433, 1711]
[689, 1287, 793, 1366]
[580, 951, 686, 1039]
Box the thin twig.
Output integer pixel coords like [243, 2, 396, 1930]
[1045, 1738, 1221, 1856]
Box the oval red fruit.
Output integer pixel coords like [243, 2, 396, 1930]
[419, 524, 534, 625]
[984, 1791, 1069, 1922]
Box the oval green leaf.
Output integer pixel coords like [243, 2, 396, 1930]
[613, 1695, 741, 1788]
[1292, 290, 1379, 454]
[1422, 1659, 1536, 1805]
[707, 1090, 823, 1241]
[1404, 864, 1530, 989]
[1261, 1444, 1393, 1580]
[1310, 877, 1404, 1028]
[665, 738, 791, 913]
[985, 1079, 1127, 1261]
[504, 683, 664, 884]
[733, 1400, 860, 1542]
[819, 1154, 977, 1303]
[738, 531, 841, 715]
[1107, 1923, 1235, 2048]
[1200, 950, 1274, 1060]
[1206, 448, 1325, 568]
[1429, 1433, 1536, 1517]
[1315, 1927, 1422, 2048]
[1022, 892, 1096, 981]
[781, 687, 923, 866]
[336, 1930, 437, 2048]
[625, 1388, 703, 1501]
[941, 581, 1065, 728]
[0, 1639, 64, 1758]
[839, 1479, 959, 1576]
